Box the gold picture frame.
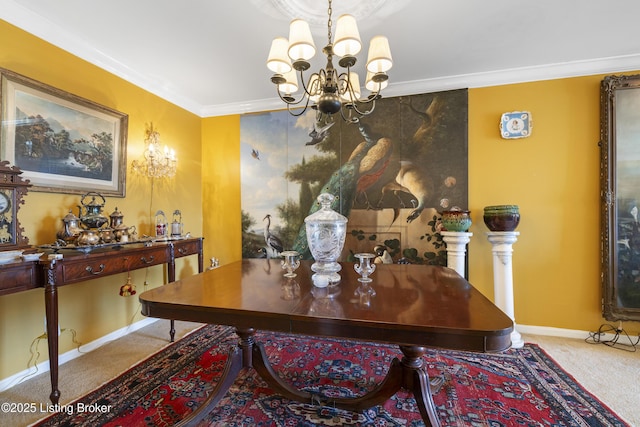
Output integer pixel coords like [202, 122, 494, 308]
[0, 68, 128, 197]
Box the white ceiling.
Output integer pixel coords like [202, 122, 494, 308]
[2, 0, 640, 118]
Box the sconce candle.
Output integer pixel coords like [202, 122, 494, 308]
[131, 123, 178, 179]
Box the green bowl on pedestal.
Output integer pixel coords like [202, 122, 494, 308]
[440, 209, 472, 232]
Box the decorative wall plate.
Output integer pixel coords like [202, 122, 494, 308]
[500, 111, 532, 139]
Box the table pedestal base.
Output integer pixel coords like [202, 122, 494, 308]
[177, 327, 443, 427]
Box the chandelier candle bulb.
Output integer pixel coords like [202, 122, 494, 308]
[340, 72, 361, 101]
[333, 14, 362, 57]
[278, 69, 299, 95]
[288, 19, 316, 62]
[365, 71, 388, 91]
[267, 37, 293, 74]
[366, 36, 393, 73]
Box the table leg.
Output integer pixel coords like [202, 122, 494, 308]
[399, 345, 441, 427]
[175, 328, 254, 427]
[252, 339, 442, 426]
[179, 330, 442, 427]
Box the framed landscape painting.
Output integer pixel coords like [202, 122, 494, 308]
[0, 68, 128, 196]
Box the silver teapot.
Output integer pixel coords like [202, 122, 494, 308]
[56, 209, 83, 243]
[79, 192, 108, 229]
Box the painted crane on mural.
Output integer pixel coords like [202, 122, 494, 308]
[263, 214, 283, 258]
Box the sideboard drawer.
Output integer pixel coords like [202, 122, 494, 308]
[59, 247, 170, 282]
[0, 263, 38, 295]
[174, 240, 201, 258]
[61, 259, 127, 282]
[127, 247, 169, 269]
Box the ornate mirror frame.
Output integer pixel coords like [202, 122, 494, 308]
[600, 74, 640, 321]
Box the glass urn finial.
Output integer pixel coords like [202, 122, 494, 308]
[304, 193, 348, 287]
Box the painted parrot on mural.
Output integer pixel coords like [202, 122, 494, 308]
[292, 121, 381, 259]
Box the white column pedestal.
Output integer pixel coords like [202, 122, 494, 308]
[486, 231, 524, 349]
[441, 231, 472, 278]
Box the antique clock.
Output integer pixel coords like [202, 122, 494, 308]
[0, 161, 31, 250]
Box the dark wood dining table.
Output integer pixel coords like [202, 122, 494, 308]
[139, 258, 513, 427]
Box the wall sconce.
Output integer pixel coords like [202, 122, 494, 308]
[131, 122, 177, 178]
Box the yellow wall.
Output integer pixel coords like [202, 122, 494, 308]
[201, 116, 242, 265]
[2, 18, 638, 385]
[468, 78, 606, 330]
[0, 20, 202, 379]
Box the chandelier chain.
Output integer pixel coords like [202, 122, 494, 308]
[327, 0, 333, 46]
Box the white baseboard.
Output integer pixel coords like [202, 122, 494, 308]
[0, 320, 622, 393]
[517, 323, 619, 341]
[0, 317, 159, 393]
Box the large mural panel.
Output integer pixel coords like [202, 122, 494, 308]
[241, 89, 468, 265]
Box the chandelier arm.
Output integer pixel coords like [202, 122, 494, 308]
[275, 89, 304, 106]
[344, 98, 377, 118]
[336, 71, 352, 100]
[338, 107, 360, 124]
[287, 103, 311, 117]
[353, 93, 380, 105]
[299, 69, 325, 98]
[277, 91, 313, 116]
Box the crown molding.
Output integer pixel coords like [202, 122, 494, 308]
[3, 1, 640, 119]
[203, 54, 640, 117]
[0, 1, 203, 115]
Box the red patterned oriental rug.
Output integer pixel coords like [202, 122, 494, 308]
[34, 324, 628, 427]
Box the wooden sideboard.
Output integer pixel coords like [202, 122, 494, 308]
[0, 237, 203, 405]
[0, 259, 42, 295]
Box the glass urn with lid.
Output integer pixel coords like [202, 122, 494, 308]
[304, 193, 348, 287]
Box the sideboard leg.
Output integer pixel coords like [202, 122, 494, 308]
[44, 261, 60, 404]
[168, 246, 176, 342]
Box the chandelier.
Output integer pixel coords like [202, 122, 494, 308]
[266, 0, 392, 124]
[131, 123, 177, 179]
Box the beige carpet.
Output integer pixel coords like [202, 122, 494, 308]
[0, 320, 637, 426]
